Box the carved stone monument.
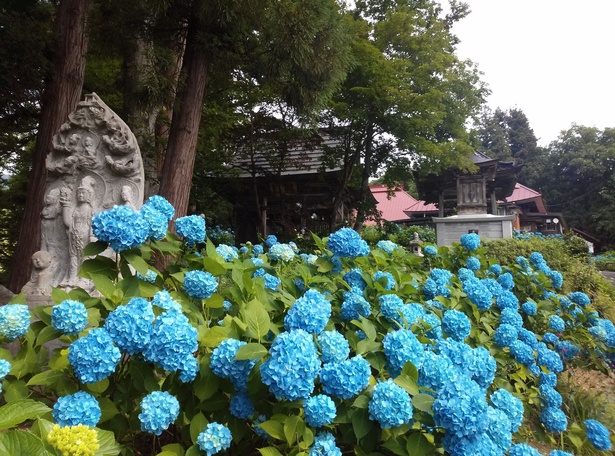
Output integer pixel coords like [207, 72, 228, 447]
[22, 93, 144, 299]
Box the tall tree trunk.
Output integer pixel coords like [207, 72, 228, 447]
[158, 0, 208, 219]
[353, 122, 374, 231]
[8, 0, 90, 292]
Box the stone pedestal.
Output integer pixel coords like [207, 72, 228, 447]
[433, 214, 515, 246]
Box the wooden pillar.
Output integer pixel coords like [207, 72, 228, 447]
[438, 192, 444, 217]
[491, 190, 497, 214]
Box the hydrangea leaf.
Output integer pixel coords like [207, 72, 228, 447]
[393, 373, 419, 396]
[0, 430, 48, 455]
[98, 398, 119, 424]
[96, 428, 122, 456]
[123, 251, 150, 276]
[26, 369, 64, 388]
[234, 343, 268, 361]
[351, 408, 372, 441]
[51, 288, 71, 305]
[189, 413, 208, 445]
[90, 273, 117, 300]
[160, 443, 185, 455]
[35, 326, 60, 346]
[258, 446, 283, 456]
[406, 432, 434, 455]
[257, 420, 285, 441]
[0, 400, 51, 430]
[83, 240, 108, 257]
[241, 300, 271, 341]
[412, 393, 435, 412]
[202, 257, 227, 276]
[283, 415, 305, 445]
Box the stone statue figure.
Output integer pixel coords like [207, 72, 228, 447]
[60, 177, 96, 287]
[21, 251, 53, 297]
[31, 92, 145, 296]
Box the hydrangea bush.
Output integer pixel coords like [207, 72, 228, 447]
[1, 199, 614, 455]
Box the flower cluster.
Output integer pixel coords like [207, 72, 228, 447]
[143, 195, 175, 221]
[139, 391, 180, 435]
[47, 424, 99, 456]
[0, 358, 10, 391]
[343, 268, 366, 291]
[424, 245, 438, 256]
[216, 244, 238, 262]
[373, 271, 396, 290]
[261, 330, 321, 400]
[304, 394, 336, 427]
[376, 239, 398, 254]
[0, 304, 30, 340]
[104, 297, 154, 355]
[368, 380, 413, 428]
[91, 205, 149, 252]
[52, 300, 88, 336]
[460, 233, 480, 251]
[317, 331, 350, 364]
[340, 291, 371, 321]
[68, 328, 121, 384]
[53, 391, 101, 427]
[230, 392, 254, 419]
[584, 419, 612, 451]
[139, 204, 168, 240]
[326, 227, 369, 258]
[466, 256, 481, 271]
[284, 289, 331, 334]
[210, 338, 256, 391]
[310, 432, 342, 456]
[268, 243, 296, 262]
[320, 355, 370, 399]
[197, 422, 232, 456]
[383, 329, 425, 377]
[183, 270, 218, 299]
[441, 309, 471, 341]
[175, 215, 206, 245]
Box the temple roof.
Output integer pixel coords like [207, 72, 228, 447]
[370, 185, 418, 222]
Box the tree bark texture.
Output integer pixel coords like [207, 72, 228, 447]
[158, 0, 208, 219]
[8, 0, 90, 292]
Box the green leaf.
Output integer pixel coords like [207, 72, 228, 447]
[352, 394, 370, 409]
[90, 274, 117, 299]
[160, 443, 185, 456]
[257, 420, 285, 441]
[96, 428, 122, 455]
[241, 300, 270, 341]
[393, 374, 419, 396]
[205, 294, 224, 309]
[27, 370, 65, 388]
[51, 288, 71, 304]
[0, 430, 49, 456]
[258, 447, 283, 456]
[0, 400, 52, 430]
[351, 408, 372, 441]
[36, 326, 60, 346]
[98, 398, 119, 424]
[401, 362, 419, 382]
[202, 257, 227, 276]
[201, 325, 239, 348]
[405, 431, 433, 455]
[283, 415, 304, 445]
[412, 394, 435, 412]
[234, 343, 268, 361]
[83, 240, 108, 256]
[190, 413, 208, 444]
[85, 377, 109, 394]
[185, 445, 201, 456]
[123, 251, 150, 276]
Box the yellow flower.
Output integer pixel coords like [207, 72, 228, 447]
[47, 424, 100, 456]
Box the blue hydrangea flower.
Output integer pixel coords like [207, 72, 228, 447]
[543, 332, 559, 344]
[482, 278, 503, 298]
[521, 301, 537, 316]
[139, 204, 168, 240]
[52, 300, 88, 336]
[400, 303, 426, 327]
[501, 308, 523, 329]
[300, 253, 318, 265]
[183, 270, 218, 300]
[340, 291, 371, 321]
[554, 340, 580, 361]
[253, 414, 269, 439]
[0, 359, 10, 379]
[285, 289, 331, 334]
[509, 340, 535, 366]
[320, 355, 371, 399]
[262, 273, 281, 291]
[568, 291, 590, 307]
[152, 290, 183, 312]
[518, 328, 538, 349]
[490, 389, 524, 433]
[457, 267, 474, 282]
[584, 419, 612, 451]
[216, 244, 238, 262]
[304, 394, 336, 427]
[540, 406, 568, 433]
[485, 406, 512, 452]
[210, 339, 256, 391]
[539, 372, 558, 387]
[368, 380, 413, 429]
[433, 376, 489, 437]
[379, 294, 404, 324]
[442, 433, 499, 456]
[376, 240, 398, 255]
[222, 300, 232, 312]
[539, 384, 562, 408]
[91, 205, 149, 252]
[175, 215, 206, 245]
[310, 432, 342, 456]
[471, 346, 496, 388]
[383, 329, 425, 377]
[496, 290, 519, 310]
[68, 328, 121, 383]
[529, 251, 544, 266]
[373, 271, 396, 290]
[104, 297, 154, 355]
[253, 244, 264, 255]
[463, 277, 493, 311]
[494, 324, 518, 348]
[549, 451, 574, 456]
[343, 269, 366, 291]
[0, 304, 30, 340]
[537, 347, 564, 374]
[139, 391, 180, 435]
[317, 331, 349, 364]
[239, 246, 249, 254]
[549, 315, 565, 333]
[441, 309, 471, 341]
[509, 443, 542, 456]
[460, 233, 480, 251]
[142, 310, 198, 373]
[549, 271, 563, 289]
[489, 264, 502, 275]
[178, 355, 199, 383]
[52, 391, 101, 427]
[137, 269, 158, 283]
[424, 268, 453, 299]
[260, 330, 321, 400]
[418, 351, 455, 391]
[424, 245, 438, 256]
[143, 195, 174, 221]
[435, 338, 474, 377]
[326, 228, 369, 258]
[498, 272, 515, 290]
[230, 392, 254, 419]
[517, 255, 531, 271]
[264, 235, 278, 247]
[466, 256, 481, 271]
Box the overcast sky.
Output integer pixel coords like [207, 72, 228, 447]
[450, 0, 615, 146]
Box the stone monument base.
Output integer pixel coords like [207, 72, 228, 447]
[433, 214, 515, 246]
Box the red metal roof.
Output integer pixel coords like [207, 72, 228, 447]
[405, 199, 438, 213]
[369, 185, 417, 222]
[506, 183, 547, 212]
